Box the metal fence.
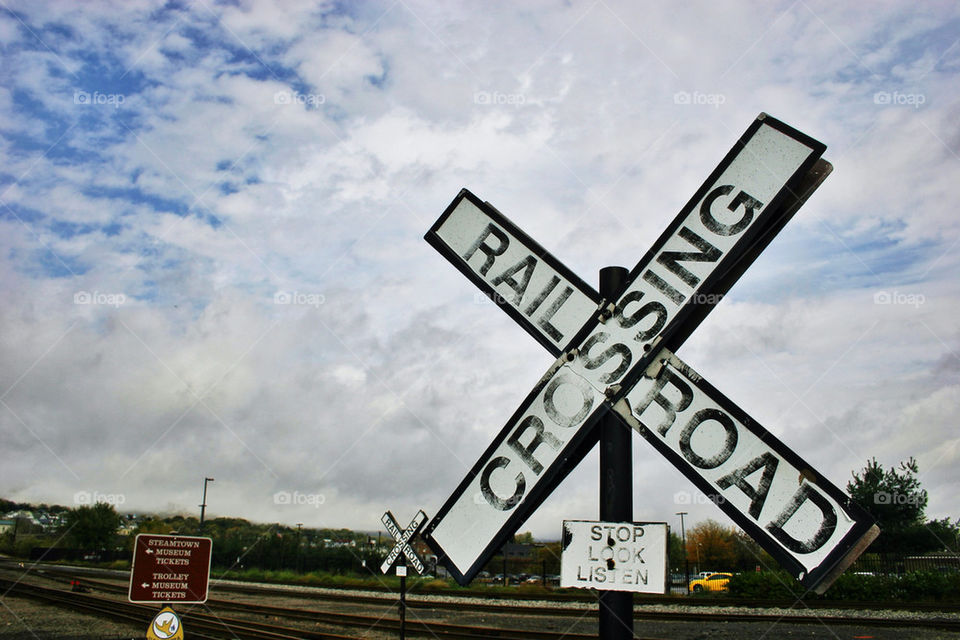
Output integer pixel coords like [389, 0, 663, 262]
[848, 553, 960, 576]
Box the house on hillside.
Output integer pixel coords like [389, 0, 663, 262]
[4, 511, 40, 527]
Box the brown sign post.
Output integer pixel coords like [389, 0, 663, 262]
[128, 534, 213, 604]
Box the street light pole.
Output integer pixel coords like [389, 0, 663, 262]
[676, 511, 689, 594]
[696, 543, 702, 575]
[199, 477, 214, 533]
[296, 523, 303, 574]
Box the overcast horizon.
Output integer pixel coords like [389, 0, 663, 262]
[1, 1, 958, 543]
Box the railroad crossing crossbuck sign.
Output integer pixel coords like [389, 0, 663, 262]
[421, 114, 879, 594]
[381, 510, 428, 575]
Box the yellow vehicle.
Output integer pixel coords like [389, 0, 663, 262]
[688, 572, 732, 593]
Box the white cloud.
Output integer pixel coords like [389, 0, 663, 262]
[1, 0, 959, 547]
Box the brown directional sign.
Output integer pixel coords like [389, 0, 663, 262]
[128, 534, 212, 604]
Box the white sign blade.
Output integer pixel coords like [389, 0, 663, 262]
[425, 115, 829, 585]
[615, 350, 878, 593]
[568, 118, 824, 396]
[560, 521, 667, 593]
[426, 190, 601, 356]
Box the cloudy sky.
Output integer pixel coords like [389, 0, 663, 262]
[1, 1, 958, 543]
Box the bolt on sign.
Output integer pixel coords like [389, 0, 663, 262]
[422, 114, 878, 594]
[128, 534, 212, 604]
[560, 521, 667, 593]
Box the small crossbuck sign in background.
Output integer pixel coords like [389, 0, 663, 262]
[421, 113, 878, 594]
[381, 510, 427, 575]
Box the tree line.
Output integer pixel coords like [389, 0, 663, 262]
[3, 457, 956, 577]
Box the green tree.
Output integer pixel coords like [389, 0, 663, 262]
[126, 517, 174, 551]
[848, 457, 923, 553]
[846, 457, 960, 554]
[667, 531, 686, 572]
[536, 541, 562, 575]
[64, 502, 120, 550]
[847, 457, 927, 535]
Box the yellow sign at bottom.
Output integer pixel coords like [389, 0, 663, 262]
[146, 606, 183, 640]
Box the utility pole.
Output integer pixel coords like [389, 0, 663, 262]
[598, 266, 633, 640]
[676, 511, 689, 594]
[296, 523, 303, 573]
[199, 477, 214, 532]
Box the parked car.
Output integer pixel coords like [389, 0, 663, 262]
[689, 572, 732, 593]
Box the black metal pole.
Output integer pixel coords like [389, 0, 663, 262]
[296, 523, 303, 574]
[399, 558, 407, 640]
[599, 266, 633, 640]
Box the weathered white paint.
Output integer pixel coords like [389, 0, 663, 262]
[428, 119, 821, 581]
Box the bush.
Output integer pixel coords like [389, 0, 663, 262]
[727, 570, 960, 602]
[823, 572, 899, 600]
[893, 570, 960, 600]
[727, 571, 798, 599]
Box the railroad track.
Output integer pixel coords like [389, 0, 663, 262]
[1, 577, 603, 640]
[5, 559, 957, 614]
[211, 582, 960, 614]
[0, 578, 358, 640]
[17, 573, 960, 636]
[77, 575, 960, 631]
